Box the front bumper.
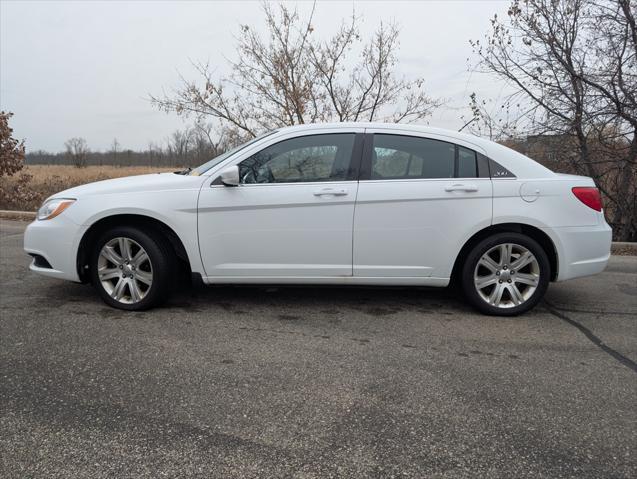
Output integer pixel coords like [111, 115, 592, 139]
[546, 222, 612, 282]
[23, 216, 86, 282]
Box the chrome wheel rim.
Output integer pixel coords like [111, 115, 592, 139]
[474, 243, 540, 309]
[97, 237, 153, 304]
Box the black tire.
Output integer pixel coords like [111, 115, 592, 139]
[461, 232, 550, 316]
[90, 226, 175, 311]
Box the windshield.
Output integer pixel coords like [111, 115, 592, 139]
[191, 130, 277, 175]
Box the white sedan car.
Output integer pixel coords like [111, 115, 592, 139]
[24, 123, 612, 315]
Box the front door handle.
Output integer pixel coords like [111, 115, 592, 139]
[445, 183, 478, 192]
[313, 188, 348, 197]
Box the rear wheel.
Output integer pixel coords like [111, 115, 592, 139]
[90, 226, 174, 310]
[461, 233, 550, 316]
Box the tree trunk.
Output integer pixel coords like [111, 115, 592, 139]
[612, 136, 637, 241]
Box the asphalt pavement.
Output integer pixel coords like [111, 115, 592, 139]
[1, 219, 636, 478]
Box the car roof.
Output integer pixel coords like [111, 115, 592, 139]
[278, 122, 477, 138]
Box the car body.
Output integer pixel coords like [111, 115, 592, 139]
[24, 123, 612, 314]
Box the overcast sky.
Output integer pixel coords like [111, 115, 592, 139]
[1, 0, 511, 152]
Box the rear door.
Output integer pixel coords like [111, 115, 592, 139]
[197, 129, 364, 279]
[353, 129, 493, 279]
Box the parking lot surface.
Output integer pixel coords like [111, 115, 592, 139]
[1, 220, 636, 478]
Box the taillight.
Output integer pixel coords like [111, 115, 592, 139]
[572, 187, 602, 212]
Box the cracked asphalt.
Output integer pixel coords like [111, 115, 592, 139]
[1, 219, 636, 478]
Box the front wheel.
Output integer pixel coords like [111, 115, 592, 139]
[90, 226, 174, 310]
[461, 233, 550, 316]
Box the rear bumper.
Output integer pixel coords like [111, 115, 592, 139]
[545, 222, 612, 282]
[23, 216, 85, 282]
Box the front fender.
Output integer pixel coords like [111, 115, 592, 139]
[70, 190, 203, 277]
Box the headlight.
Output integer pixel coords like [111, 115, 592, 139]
[37, 198, 76, 221]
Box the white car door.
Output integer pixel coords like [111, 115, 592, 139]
[353, 129, 493, 280]
[198, 130, 364, 280]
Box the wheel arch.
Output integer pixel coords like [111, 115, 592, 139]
[450, 223, 559, 284]
[76, 214, 191, 283]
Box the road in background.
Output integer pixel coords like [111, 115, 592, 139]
[1, 220, 636, 478]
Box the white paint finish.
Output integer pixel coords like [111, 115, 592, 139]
[196, 126, 366, 277]
[26, 172, 207, 279]
[492, 176, 600, 228]
[197, 182, 358, 277]
[23, 122, 612, 290]
[201, 275, 451, 287]
[519, 182, 541, 202]
[542, 223, 612, 281]
[353, 178, 493, 278]
[23, 214, 88, 282]
[352, 125, 494, 278]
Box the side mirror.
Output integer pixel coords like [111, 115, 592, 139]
[219, 166, 240, 186]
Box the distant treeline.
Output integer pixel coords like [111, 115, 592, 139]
[25, 125, 231, 168]
[25, 148, 217, 168]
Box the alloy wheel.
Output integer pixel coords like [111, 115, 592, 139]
[473, 243, 540, 309]
[97, 237, 153, 304]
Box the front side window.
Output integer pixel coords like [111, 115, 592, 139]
[371, 134, 455, 179]
[239, 134, 356, 184]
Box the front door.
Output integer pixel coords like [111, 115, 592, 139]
[198, 131, 363, 279]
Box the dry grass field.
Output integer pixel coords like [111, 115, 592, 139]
[23, 164, 176, 184]
[0, 165, 178, 211]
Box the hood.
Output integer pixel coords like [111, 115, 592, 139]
[48, 172, 206, 200]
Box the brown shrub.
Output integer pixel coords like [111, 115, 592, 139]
[0, 165, 176, 211]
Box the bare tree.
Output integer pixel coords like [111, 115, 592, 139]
[147, 141, 159, 168]
[190, 121, 223, 165]
[151, 2, 442, 140]
[165, 128, 194, 166]
[65, 137, 90, 168]
[459, 93, 522, 141]
[470, 0, 637, 241]
[109, 138, 120, 167]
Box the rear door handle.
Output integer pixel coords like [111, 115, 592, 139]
[314, 188, 348, 197]
[445, 183, 478, 192]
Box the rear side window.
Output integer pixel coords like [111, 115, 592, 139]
[371, 134, 455, 179]
[355, 133, 516, 180]
[457, 146, 478, 178]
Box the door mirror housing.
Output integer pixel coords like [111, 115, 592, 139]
[219, 166, 240, 186]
